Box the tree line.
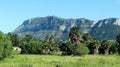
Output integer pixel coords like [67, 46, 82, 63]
[1, 26, 120, 60]
[8, 26, 120, 55]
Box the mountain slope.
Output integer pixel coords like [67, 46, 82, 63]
[12, 16, 120, 41]
[90, 18, 120, 39]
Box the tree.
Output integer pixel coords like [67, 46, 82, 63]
[109, 42, 117, 54]
[69, 26, 81, 43]
[22, 34, 37, 43]
[8, 33, 20, 47]
[88, 37, 101, 54]
[45, 35, 54, 42]
[82, 33, 91, 42]
[59, 40, 72, 55]
[0, 31, 13, 59]
[82, 33, 92, 47]
[116, 34, 120, 54]
[116, 34, 120, 43]
[99, 39, 112, 55]
[42, 35, 57, 54]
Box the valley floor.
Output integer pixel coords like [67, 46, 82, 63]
[0, 54, 120, 67]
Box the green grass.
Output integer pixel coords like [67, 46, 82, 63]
[0, 54, 120, 67]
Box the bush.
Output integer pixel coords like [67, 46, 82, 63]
[0, 31, 13, 59]
[109, 43, 118, 54]
[20, 41, 43, 54]
[71, 42, 89, 56]
[59, 41, 72, 55]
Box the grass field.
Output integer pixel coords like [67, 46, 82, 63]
[0, 54, 120, 67]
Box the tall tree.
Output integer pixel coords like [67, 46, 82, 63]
[99, 39, 112, 55]
[22, 34, 37, 43]
[116, 34, 120, 43]
[43, 35, 55, 54]
[82, 33, 91, 41]
[82, 33, 92, 46]
[59, 40, 72, 55]
[0, 31, 12, 59]
[88, 37, 101, 54]
[8, 33, 20, 46]
[69, 26, 81, 43]
[45, 35, 54, 43]
[116, 34, 120, 54]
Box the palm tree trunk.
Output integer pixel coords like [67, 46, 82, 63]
[104, 47, 110, 55]
[94, 47, 99, 54]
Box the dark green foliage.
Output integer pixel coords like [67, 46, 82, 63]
[116, 34, 120, 44]
[42, 41, 58, 54]
[109, 42, 118, 54]
[82, 33, 91, 41]
[59, 40, 89, 56]
[116, 34, 120, 54]
[43, 35, 59, 54]
[23, 35, 37, 43]
[88, 37, 101, 54]
[45, 35, 54, 42]
[0, 31, 13, 59]
[59, 41, 72, 55]
[8, 33, 20, 47]
[69, 26, 81, 43]
[68, 26, 89, 56]
[71, 42, 89, 56]
[99, 39, 112, 55]
[20, 41, 43, 54]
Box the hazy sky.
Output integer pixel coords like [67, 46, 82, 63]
[0, 0, 120, 33]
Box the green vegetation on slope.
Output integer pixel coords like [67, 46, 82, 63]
[0, 54, 120, 67]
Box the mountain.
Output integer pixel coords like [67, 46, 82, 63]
[90, 18, 120, 39]
[12, 16, 120, 41]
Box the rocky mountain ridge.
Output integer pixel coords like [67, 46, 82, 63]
[12, 16, 120, 41]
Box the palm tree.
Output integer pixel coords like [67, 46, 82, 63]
[69, 26, 81, 43]
[116, 34, 120, 44]
[88, 37, 101, 54]
[82, 33, 92, 46]
[116, 34, 120, 54]
[59, 40, 72, 55]
[82, 33, 91, 41]
[100, 39, 112, 55]
[23, 34, 36, 43]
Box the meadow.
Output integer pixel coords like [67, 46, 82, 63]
[0, 54, 120, 67]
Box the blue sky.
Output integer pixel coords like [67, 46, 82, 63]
[0, 0, 120, 33]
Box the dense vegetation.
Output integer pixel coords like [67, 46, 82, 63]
[1, 26, 120, 67]
[20, 41, 43, 54]
[0, 31, 12, 60]
[8, 26, 120, 56]
[1, 26, 120, 62]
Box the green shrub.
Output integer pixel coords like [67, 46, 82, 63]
[20, 41, 43, 54]
[72, 42, 89, 56]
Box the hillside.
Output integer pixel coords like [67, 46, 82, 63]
[12, 16, 120, 41]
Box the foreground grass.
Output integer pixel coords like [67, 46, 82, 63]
[0, 54, 120, 67]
